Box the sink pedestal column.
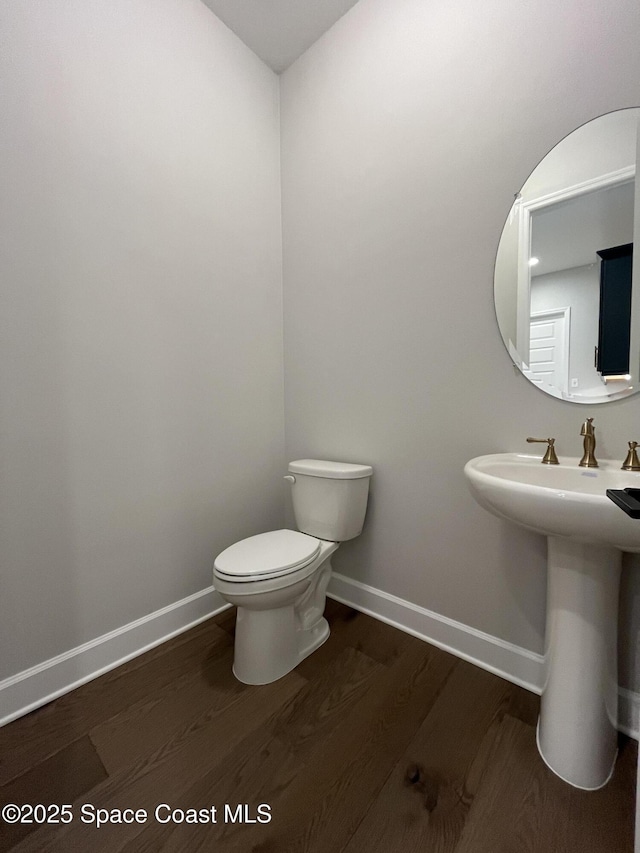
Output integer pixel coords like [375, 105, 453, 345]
[537, 537, 622, 790]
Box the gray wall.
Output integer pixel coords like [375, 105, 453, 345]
[280, 0, 640, 682]
[3, 0, 640, 701]
[0, 0, 284, 680]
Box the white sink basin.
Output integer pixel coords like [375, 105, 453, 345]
[465, 452, 640, 551]
[464, 452, 640, 791]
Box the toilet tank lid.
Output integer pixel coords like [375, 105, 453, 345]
[288, 459, 373, 479]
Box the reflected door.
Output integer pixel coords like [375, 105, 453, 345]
[525, 309, 569, 396]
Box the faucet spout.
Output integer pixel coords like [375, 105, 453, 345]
[579, 417, 598, 468]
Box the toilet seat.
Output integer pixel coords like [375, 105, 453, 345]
[214, 529, 321, 583]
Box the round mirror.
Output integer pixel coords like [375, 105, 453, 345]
[494, 108, 639, 403]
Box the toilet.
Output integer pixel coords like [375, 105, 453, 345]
[213, 459, 373, 684]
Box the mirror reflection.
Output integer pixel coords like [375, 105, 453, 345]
[494, 108, 640, 403]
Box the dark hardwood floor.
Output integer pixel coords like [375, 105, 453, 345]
[0, 600, 636, 852]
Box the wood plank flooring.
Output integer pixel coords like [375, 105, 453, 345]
[0, 600, 635, 852]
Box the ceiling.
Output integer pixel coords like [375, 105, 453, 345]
[200, 0, 361, 73]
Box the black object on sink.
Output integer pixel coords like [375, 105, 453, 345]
[606, 488, 640, 518]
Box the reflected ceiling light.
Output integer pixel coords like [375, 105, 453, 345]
[528, 257, 540, 267]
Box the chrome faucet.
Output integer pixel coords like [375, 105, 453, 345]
[579, 417, 598, 468]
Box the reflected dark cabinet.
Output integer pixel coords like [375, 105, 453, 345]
[596, 242, 633, 376]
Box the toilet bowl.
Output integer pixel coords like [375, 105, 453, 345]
[214, 529, 339, 684]
[213, 459, 372, 684]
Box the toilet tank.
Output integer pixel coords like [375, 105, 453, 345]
[287, 459, 373, 542]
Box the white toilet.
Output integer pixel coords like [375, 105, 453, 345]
[213, 459, 373, 684]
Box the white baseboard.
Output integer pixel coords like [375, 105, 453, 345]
[328, 571, 640, 740]
[3, 573, 638, 741]
[0, 586, 229, 728]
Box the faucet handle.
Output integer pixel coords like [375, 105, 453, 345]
[622, 441, 640, 471]
[580, 417, 595, 437]
[526, 437, 559, 465]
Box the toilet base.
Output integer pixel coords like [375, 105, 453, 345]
[216, 546, 338, 685]
[298, 615, 330, 660]
[232, 608, 330, 685]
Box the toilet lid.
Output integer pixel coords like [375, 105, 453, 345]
[214, 529, 321, 580]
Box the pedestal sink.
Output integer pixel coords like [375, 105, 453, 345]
[464, 453, 640, 790]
